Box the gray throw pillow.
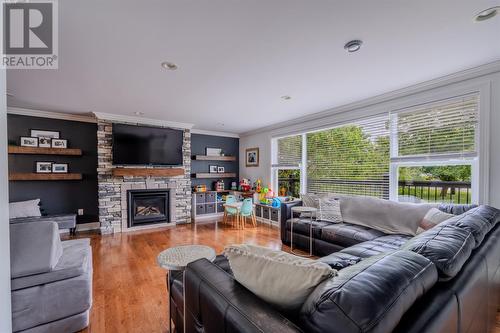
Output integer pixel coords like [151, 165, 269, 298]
[318, 196, 342, 223]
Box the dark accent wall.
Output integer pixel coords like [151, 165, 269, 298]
[191, 134, 239, 190]
[8, 115, 98, 221]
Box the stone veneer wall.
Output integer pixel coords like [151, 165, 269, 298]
[97, 119, 191, 233]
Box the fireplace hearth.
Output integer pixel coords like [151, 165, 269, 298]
[127, 189, 170, 227]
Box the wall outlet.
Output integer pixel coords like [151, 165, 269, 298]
[78, 209, 84, 216]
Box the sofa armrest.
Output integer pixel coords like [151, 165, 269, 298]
[10, 221, 63, 278]
[280, 200, 302, 243]
[185, 258, 302, 333]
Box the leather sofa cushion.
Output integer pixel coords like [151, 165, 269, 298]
[438, 203, 478, 215]
[286, 219, 330, 238]
[403, 224, 475, 279]
[320, 235, 410, 269]
[440, 205, 500, 247]
[300, 250, 438, 333]
[321, 222, 386, 248]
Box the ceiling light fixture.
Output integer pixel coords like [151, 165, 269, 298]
[134, 111, 144, 116]
[281, 95, 292, 100]
[344, 40, 363, 53]
[474, 7, 499, 22]
[161, 61, 178, 70]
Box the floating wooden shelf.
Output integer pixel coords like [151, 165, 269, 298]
[194, 173, 237, 179]
[9, 173, 83, 181]
[193, 155, 236, 161]
[112, 167, 185, 177]
[8, 146, 82, 156]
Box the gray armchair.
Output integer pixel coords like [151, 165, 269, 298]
[10, 221, 92, 333]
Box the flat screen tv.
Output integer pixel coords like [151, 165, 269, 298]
[112, 124, 183, 165]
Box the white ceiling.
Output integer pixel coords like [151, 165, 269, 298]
[7, 0, 500, 134]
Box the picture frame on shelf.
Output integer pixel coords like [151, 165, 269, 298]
[206, 147, 222, 156]
[51, 138, 68, 149]
[30, 129, 60, 148]
[245, 147, 259, 167]
[217, 166, 225, 173]
[20, 136, 39, 147]
[38, 137, 52, 148]
[52, 163, 69, 173]
[35, 161, 53, 173]
[209, 165, 218, 173]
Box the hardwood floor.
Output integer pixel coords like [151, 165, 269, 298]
[66, 220, 500, 333]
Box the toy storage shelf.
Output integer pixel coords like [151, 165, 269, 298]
[193, 155, 236, 161]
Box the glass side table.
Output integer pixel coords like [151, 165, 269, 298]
[290, 206, 317, 257]
[157, 245, 216, 333]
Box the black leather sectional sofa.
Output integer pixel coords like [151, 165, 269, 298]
[171, 202, 500, 333]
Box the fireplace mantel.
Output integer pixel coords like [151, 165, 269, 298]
[112, 167, 184, 178]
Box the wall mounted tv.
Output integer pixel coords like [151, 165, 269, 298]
[112, 124, 183, 166]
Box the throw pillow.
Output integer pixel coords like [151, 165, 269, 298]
[416, 208, 454, 234]
[339, 195, 438, 236]
[224, 244, 336, 311]
[300, 193, 319, 218]
[9, 199, 42, 219]
[318, 196, 342, 223]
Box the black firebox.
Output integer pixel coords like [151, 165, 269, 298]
[127, 189, 170, 227]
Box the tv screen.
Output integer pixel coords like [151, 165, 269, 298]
[112, 124, 183, 165]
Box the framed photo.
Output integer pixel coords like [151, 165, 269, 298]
[206, 147, 222, 156]
[30, 129, 60, 139]
[217, 166, 225, 173]
[20, 136, 38, 147]
[209, 165, 218, 173]
[51, 138, 68, 149]
[52, 163, 69, 173]
[245, 147, 259, 167]
[35, 161, 53, 173]
[38, 137, 52, 148]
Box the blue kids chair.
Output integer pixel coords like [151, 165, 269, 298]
[239, 198, 256, 228]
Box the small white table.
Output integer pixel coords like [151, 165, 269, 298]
[290, 206, 317, 257]
[157, 245, 216, 333]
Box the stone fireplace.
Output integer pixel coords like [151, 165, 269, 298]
[127, 189, 173, 228]
[96, 119, 192, 234]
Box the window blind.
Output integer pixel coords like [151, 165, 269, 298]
[390, 94, 479, 162]
[273, 135, 302, 168]
[306, 115, 390, 198]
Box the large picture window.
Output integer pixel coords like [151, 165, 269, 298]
[272, 93, 481, 204]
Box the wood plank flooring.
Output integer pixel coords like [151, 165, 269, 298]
[66, 220, 500, 333]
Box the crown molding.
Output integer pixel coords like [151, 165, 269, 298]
[93, 112, 194, 129]
[241, 59, 500, 137]
[190, 128, 240, 138]
[7, 107, 97, 123]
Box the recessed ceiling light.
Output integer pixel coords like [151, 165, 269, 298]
[161, 61, 178, 70]
[474, 7, 499, 22]
[134, 111, 144, 116]
[344, 40, 363, 53]
[281, 95, 292, 100]
[216, 122, 225, 127]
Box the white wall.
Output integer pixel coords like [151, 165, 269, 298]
[0, 64, 12, 330]
[240, 63, 500, 208]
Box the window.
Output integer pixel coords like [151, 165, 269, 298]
[306, 115, 390, 198]
[272, 92, 481, 204]
[272, 135, 303, 197]
[390, 93, 479, 204]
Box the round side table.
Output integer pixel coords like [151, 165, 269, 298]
[290, 206, 317, 257]
[157, 245, 216, 333]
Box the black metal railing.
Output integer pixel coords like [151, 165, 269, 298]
[280, 177, 472, 204]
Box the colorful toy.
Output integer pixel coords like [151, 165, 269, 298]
[214, 179, 224, 192]
[230, 181, 238, 190]
[239, 178, 251, 192]
[271, 197, 281, 208]
[254, 179, 262, 193]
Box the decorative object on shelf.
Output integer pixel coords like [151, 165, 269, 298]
[239, 178, 251, 192]
[215, 179, 225, 191]
[271, 197, 281, 208]
[20, 137, 38, 147]
[31, 129, 60, 148]
[206, 147, 222, 156]
[231, 181, 237, 190]
[254, 179, 262, 193]
[195, 184, 207, 192]
[217, 166, 225, 173]
[51, 138, 68, 149]
[36, 161, 53, 173]
[209, 165, 218, 173]
[52, 163, 69, 173]
[245, 147, 259, 167]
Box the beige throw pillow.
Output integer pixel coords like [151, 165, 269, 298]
[416, 208, 454, 234]
[224, 244, 336, 311]
[318, 196, 342, 223]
